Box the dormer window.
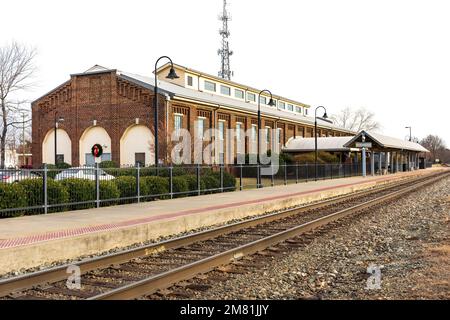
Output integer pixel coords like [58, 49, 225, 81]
[187, 76, 193, 87]
[260, 96, 267, 105]
[205, 80, 216, 92]
[235, 89, 244, 99]
[220, 85, 231, 96]
[247, 92, 256, 102]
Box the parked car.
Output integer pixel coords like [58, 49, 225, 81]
[0, 170, 40, 183]
[54, 167, 115, 181]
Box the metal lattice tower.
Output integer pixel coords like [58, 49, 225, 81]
[218, 0, 233, 80]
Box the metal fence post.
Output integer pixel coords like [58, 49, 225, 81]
[257, 164, 260, 189]
[220, 164, 224, 193]
[95, 163, 100, 208]
[296, 162, 299, 184]
[136, 163, 141, 203]
[43, 164, 48, 214]
[169, 166, 173, 199]
[197, 164, 201, 196]
[239, 164, 243, 191]
[284, 164, 287, 185]
[271, 165, 275, 187]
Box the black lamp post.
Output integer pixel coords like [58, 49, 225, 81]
[405, 126, 412, 142]
[257, 89, 276, 188]
[314, 106, 328, 181]
[54, 112, 64, 165]
[153, 56, 179, 170]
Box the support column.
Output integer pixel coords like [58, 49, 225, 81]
[371, 151, 375, 176]
[362, 148, 367, 177]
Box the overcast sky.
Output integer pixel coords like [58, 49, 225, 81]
[2, 0, 449, 144]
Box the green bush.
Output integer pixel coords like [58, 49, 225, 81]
[141, 176, 169, 198]
[60, 178, 95, 207]
[18, 179, 69, 212]
[201, 175, 220, 194]
[181, 174, 205, 193]
[206, 170, 237, 192]
[99, 180, 120, 206]
[114, 176, 137, 199]
[99, 161, 118, 168]
[0, 183, 27, 217]
[171, 176, 189, 197]
[56, 162, 72, 169]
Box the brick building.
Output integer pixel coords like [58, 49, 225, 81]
[31, 64, 354, 168]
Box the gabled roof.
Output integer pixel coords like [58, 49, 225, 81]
[344, 131, 429, 152]
[118, 70, 354, 133]
[284, 136, 357, 152]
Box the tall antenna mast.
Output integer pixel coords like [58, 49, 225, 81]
[218, 0, 233, 80]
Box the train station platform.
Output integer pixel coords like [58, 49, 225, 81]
[0, 168, 446, 275]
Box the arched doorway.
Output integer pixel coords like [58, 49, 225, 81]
[42, 128, 72, 165]
[79, 126, 112, 166]
[120, 125, 154, 166]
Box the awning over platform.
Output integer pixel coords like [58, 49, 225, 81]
[344, 131, 429, 153]
[283, 136, 358, 153]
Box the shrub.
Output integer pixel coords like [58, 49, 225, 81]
[114, 176, 137, 199]
[141, 176, 169, 198]
[0, 183, 27, 217]
[56, 162, 72, 169]
[206, 170, 237, 192]
[18, 179, 69, 212]
[99, 180, 120, 206]
[181, 175, 205, 194]
[99, 161, 118, 168]
[60, 179, 96, 208]
[201, 175, 220, 194]
[171, 176, 189, 197]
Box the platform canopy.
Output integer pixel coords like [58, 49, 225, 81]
[344, 131, 429, 153]
[283, 136, 359, 153]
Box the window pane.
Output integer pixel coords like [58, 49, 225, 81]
[235, 89, 244, 99]
[220, 85, 231, 96]
[219, 121, 224, 140]
[204, 81, 216, 92]
[251, 125, 257, 141]
[287, 104, 293, 111]
[135, 153, 145, 166]
[296, 106, 302, 113]
[279, 101, 285, 110]
[247, 92, 256, 102]
[197, 119, 204, 139]
[236, 123, 241, 141]
[187, 76, 193, 86]
[175, 115, 182, 133]
[260, 96, 267, 105]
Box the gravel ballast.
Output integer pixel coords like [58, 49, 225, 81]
[184, 175, 450, 300]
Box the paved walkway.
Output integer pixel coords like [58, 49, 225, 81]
[0, 168, 443, 250]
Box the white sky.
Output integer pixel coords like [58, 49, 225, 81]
[2, 0, 449, 144]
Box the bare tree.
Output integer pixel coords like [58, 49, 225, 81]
[420, 134, 447, 162]
[0, 41, 36, 168]
[331, 107, 381, 132]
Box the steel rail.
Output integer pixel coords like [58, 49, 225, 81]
[0, 171, 446, 298]
[89, 172, 447, 300]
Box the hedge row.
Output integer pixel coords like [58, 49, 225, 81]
[0, 170, 236, 218]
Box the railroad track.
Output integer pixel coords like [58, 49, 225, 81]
[1, 171, 448, 300]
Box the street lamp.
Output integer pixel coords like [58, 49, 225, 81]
[153, 56, 179, 170]
[314, 106, 328, 181]
[257, 89, 276, 188]
[54, 112, 64, 165]
[405, 126, 412, 142]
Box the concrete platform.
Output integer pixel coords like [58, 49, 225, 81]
[0, 168, 446, 275]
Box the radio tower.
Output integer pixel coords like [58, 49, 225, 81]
[218, 0, 233, 80]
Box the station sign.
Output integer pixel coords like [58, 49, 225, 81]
[355, 142, 372, 148]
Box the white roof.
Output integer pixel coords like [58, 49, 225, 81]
[284, 136, 356, 152]
[344, 131, 429, 153]
[118, 71, 354, 133]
